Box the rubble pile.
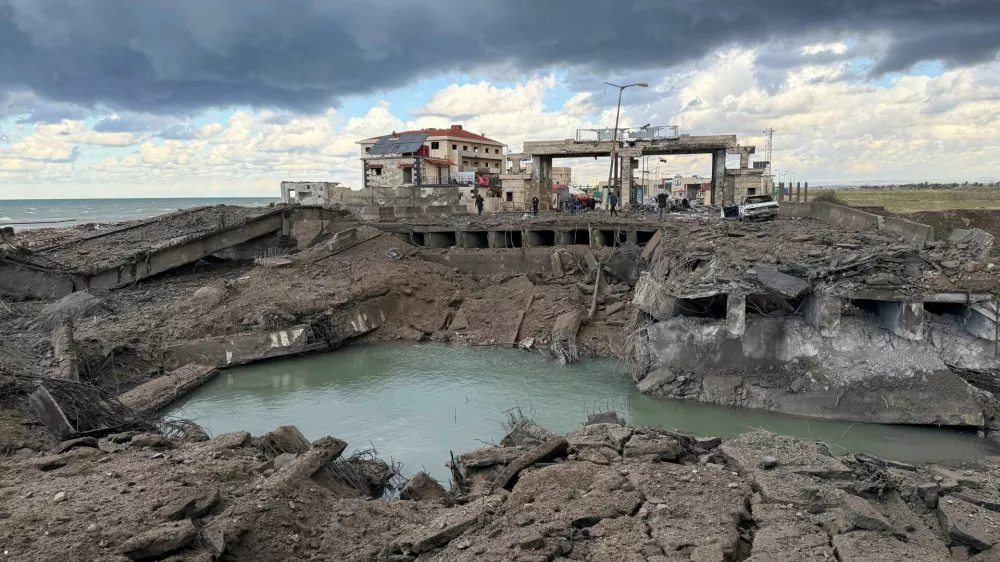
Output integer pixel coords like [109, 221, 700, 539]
[643, 217, 998, 300]
[4, 417, 994, 561]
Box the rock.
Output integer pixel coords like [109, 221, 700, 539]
[52, 436, 99, 454]
[155, 497, 197, 522]
[400, 472, 449, 503]
[273, 453, 298, 472]
[155, 488, 220, 521]
[108, 432, 140, 444]
[954, 488, 1000, 513]
[450, 310, 469, 331]
[972, 546, 1000, 561]
[53, 491, 66, 503]
[399, 513, 480, 554]
[206, 431, 251, 450]
[605, 302, 624, 316]
[942, 260, 961, 269]
[130, 434, 174, 450]
[939, 497, 1000, 551]
[585, 412, 621, 425]
[760, 456, 779, 469]
[493, 437, 570, 491]
[518, 530, 545, 550]
[636, 366, 677, 393]
[789, 376, 808, 394]
[695, 436, 722, 450]
[119, 519, 197, 560]
[623, 432, 686, 462]
[841, 494, 894, 533]
[952, 546, 971, 560]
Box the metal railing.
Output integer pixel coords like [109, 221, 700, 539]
[575, 125, 680, 143]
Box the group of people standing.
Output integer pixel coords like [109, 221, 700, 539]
[472, 190, 678, 219]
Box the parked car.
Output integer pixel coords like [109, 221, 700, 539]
[721, 194, 779, 221]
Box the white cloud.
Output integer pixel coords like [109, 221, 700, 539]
[4, 47, 1000, 197]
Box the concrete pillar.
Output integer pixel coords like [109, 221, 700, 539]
[739, 150, 750, 169]
[619, 156, 635, 206]
[524, 230, 551, 247]
[626, 230, 638, 245]
[778, 182, 784, 202]
[711, 150, 726, 206]
[487, 231, 503, 249]
[876, 301, 924, 341]
[531, 156, 553, 211]
[796, 182, 801, 202]
[804, 182, 809, 202]
[510, 156, 522, 174]
[726, 293, 746, 337]
[458, 231, 489, 249]
[557, 230, 575, 246]
[805, 293, 842, 337]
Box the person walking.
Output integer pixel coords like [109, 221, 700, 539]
[474, 193, 484, 216]
[531, 195, 539, 216]
[656, 191, 668, 220]
[609, 192, 619, 217]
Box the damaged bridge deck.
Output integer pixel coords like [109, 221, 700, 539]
[0, 205, 343, 299]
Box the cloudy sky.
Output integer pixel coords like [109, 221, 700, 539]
[1, 0, 999, 199]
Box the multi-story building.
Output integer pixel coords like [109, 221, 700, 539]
[358, 125, 504, 189]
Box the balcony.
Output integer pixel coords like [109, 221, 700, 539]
[454, 149, 503, 161]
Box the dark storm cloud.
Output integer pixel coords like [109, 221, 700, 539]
[0, 0, 997, 115]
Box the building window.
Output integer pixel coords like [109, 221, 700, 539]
[373, 168, 382, 176]
[748, 187, 756, 195]
[403, 167, 413, 183]
[452, 144, 457, 150]
[506, 192, 514, 202]
[494, 162, 499, 167]
[463, 145, 468, 151]
[463, 159, 468, 165]
[365, 147, 370, 152]
[474, 146, 479, 153]
[474, 161, 479, 166]
[431, 141, 439, 149]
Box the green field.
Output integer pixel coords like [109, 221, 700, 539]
[812, 187, 1000, 213]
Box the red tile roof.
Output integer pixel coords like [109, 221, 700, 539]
[362, 125, 500, 144]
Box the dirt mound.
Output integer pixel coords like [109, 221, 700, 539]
[31, 291, 106, 331]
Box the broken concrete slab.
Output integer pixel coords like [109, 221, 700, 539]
[939, 496, 1000, 551]
[52, 436, 98, 454]
[28, 384, 76, 439]
[755, 267, 810, 298]
[633, 272, 683, 320]
[493, 437, 570, 491]
[50, 320, 79, 382]
[400, 472, 450, 503]
[950, 228, 994, 261]
[118, 519, 197, 560]
[566, 423, 633, 454]
[118, 364, 219, 414]
[831, 530, 950, 562]
[449, 309, 469, 331]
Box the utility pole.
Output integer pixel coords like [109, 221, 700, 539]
[763, 126, 774, 196]
[603, 81, 648, 209]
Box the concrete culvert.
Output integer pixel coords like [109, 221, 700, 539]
[31, 291, 106, 331]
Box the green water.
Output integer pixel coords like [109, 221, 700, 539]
[167, 343, 998, 482]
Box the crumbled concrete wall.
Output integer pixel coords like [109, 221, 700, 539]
[637, 312, 1000, 426]
[326, 185, 461, 207]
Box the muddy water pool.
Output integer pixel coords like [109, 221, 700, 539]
[168, 342, 998, 481]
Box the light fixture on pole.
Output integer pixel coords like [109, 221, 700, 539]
[603, 81, 648, 209]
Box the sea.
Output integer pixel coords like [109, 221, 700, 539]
[0, 198, 280, 230]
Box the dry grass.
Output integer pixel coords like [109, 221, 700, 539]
[812, 187, 1000, 213]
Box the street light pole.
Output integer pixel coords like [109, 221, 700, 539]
[603, 81, 648, 209]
